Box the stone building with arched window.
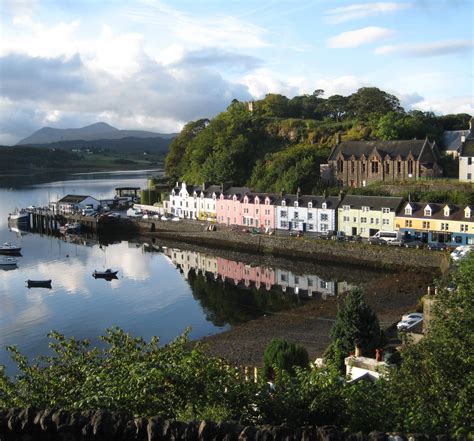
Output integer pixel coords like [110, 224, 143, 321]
[325, 138, 442, 187]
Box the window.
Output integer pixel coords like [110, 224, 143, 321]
[361, 217, 367, 223]
[294, 211, 299, 219]
[424, 207, 432, 216]
[370, 218, 374, 224]
[351, 161, 355, 173]
[281, 274, 287, 282]
[361, 162, 366, 173]
[321, 224, 328, 231]
[343, 205, 350, 211]
[322, 203, 327, 210]
[294, 276, 299, 285]
[405, 220, 412, 227]
[362, 206, 370, 212]
[337, 159, 344, 172]
[353, 217, 357, 222]
[382, 208, 390, 214]
[441, 223, 449, 231]
[371, 160, 379, 174]
[256, 209, 259, 214]
[294, 202, 298, 208]
[404, 206, 412, 215]
[308, 213, 313, 220]
[468, 157, 472, 165]
[280, 221, 288, 228]
[308, 279, 313, 287]
[408, 159, 413, 175]
[280, 211, 287, 217]
[308, 202, 313, 209]
[468, 173, 472, 180]
[383, 219, 390, 225]
[320, 280, 328, 289]
[281, 200, 286, 206]
[308, 224, 314, 231]
[422, 221, 430, 229]
[461, 224, 468, 232]
[397, 161, 401, 174]
[343, 216, 349, 222]
[320, 213, 328, 222]
[385, 162, 390, 173]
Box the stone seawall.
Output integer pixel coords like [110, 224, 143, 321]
[134, 219, 448, 271]
[0, 408, 443, 440]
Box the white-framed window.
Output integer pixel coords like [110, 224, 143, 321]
[382, 208, 390, 214]
[370, 218, 374, 224]
[308, 213, 313, 220]
[321, 223, 328, 231]
[280, 210, 287, 217]
[294, 202, 298, 208]
[308, 224, 314, 230]
[424, 207, 432, 216]
[404, 206, 412, 215]
[320, 213, 328, 222]
[343, 216, 349, 222]
[343, 205, 350, 211]
[280, 220, 288, 228]
[308, 202, 313, 209]
[294, 211, 299, 219]
[362, 206, 370, 212]
[382, 219, 390, 225]
[361, 217, 367, 223]
[322, 202, 327, 210]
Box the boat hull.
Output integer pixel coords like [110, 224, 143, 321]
[27, 280, 52, 289]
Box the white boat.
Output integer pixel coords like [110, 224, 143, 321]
[0, 242, 21, 254]
[0, 256, 18, 267]
[8, 210, 30, 224]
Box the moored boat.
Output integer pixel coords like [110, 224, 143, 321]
[26, 279, 52, 289]
[8, 210, 30, 224]
[0, 256, 18, 267]
[0, 242, 22, 254]
[93, 269, 118, 279]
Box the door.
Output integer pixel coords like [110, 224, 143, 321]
[352, 227, 357, 236]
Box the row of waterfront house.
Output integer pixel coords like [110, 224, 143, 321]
[165, 182, 474, 246]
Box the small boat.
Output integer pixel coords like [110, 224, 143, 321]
[0, 242, 22, 254]
[26, 279, 52, 289]
[0, 256, 18, 267]
[93, 269, 118, 279]
[8, 210, 30, 224]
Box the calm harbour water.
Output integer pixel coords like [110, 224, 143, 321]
[0, 170, 355, 374]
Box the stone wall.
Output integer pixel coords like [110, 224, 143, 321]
[0, 408, 442, 441]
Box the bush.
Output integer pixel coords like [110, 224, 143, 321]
[263, 339, 309, 379]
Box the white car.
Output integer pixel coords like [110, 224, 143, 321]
[171, 217, 180, 222]
[161, 216, 168, 221]
[401, 312, 423, 322]
[397, 317, 423, 331]
[450, 245, 474, 261]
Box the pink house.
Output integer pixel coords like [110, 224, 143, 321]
[241, 193, 277, 230]
[216, 187, 250, 226]
[217, 257, 276, 290]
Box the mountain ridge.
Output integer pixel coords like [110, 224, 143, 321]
[17, 122, 177, 145]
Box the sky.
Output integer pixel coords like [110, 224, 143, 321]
[0, 0, 472, 144]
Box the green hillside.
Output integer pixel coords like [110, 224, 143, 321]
[166, 87, 470, 194]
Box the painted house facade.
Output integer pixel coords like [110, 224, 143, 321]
[338, 195, 403, 238]
[395, 202, 474, 245]
[197, 184, 222, 222]
[241, 193, 277, 230]
[326, 138, 442, 187]
[216, 187, 250, 226]
[169, 182, 200, 219]
[217, 257, 275, 290]
[275, 194, 341, 233]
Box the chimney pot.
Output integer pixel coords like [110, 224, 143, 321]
[354, 345, 361, 358]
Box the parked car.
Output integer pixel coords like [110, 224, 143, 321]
[401, 312, 423, 321]
[107, 212, 121, 218]
[369, 230, 404, 244]
[450, 245, 474, 261]
[387, 238, 405, 247]
[397, 317, 423, 331]
[160, 216, 169, 221]
[171, 217, 180, 222]
[427, 242, 447, 251]
[404, 239, 425, 249]
[368, 236, 385, 245]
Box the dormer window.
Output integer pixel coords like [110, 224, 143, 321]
[405, 206, 412, 215]
[308, 202, 313, 209]
[294, 201, 298, 208]
[424, 206, 432, 217]
[444, 206, 451, 217]
[322, 202, 327, 210]
[465, 207, 471, 218]
[281, 200, 286, 207]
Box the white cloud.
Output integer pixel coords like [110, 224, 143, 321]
[124, 1, 270, 50]
[325, 2, 411, 24]
[327, 27, 394, 48]
[412, 96, 474, 115]
[374, 39, 473, 56]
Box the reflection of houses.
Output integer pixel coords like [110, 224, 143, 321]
[276, 269, 336, 299]
[56, 195, 100, 214]
[163, 248, 218, 279]
[395, 201, 474, 246]
[275, 192, 341, 233]
[217, 257, 275, 290]
[338, 195, 403, 238]
[326, 138, 442, 187]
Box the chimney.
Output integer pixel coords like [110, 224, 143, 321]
[202, 182, 206, 191]
[280, 188, 285, 197]
[220, 182, 224, 193]
[408, 193, 411, 203]
[461, 135, 466, 144]
[338, 190, 343, 201]
[354, 342, 361, 358]
[335, 132, 341, 144]
[296, 187, 301, 198]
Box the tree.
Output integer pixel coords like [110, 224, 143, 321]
[263, 339, 309, 379]
[348, 87, 402, 120]
[327, 288, 381, 367]
[324, 94, 349, 122]
[386, 254, 474, 436]
[260, 94, 290, 118]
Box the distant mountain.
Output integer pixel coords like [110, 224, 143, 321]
[17, 122, 177, 145]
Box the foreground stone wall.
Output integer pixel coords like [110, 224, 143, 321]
[0, 408, 448, 441]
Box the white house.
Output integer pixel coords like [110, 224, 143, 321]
[56, 195, 100, 214]
[459, 118, 474, 183]
[169, 182, 200, 219]
[275, 193, 341, 233]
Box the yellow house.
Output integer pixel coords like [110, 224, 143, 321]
[338, 195, 403, 238]
[395, 202, 474, 245]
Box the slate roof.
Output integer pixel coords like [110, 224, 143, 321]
[461, 139, 474, 157]
[275, 195, 341, 209]
[398, 201, 473, 222]
[222, 187, 251, 200]
[201, 185, 223, 198]
[58, 195, 95, 204]
[339, 195, 403, 211]
[328, 138, 440, 163]
[440, 130, 470, 153]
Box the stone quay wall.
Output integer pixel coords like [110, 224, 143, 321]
[0, 408, 446, 441]
[133, 219, 448, 271]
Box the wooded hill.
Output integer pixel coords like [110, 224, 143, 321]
[165, 87, 470, 194]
